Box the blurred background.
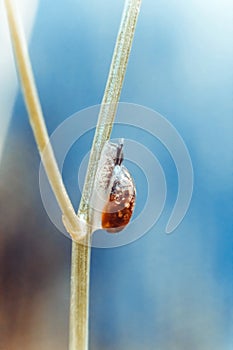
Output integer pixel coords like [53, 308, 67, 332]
[0, 0, 232, 349]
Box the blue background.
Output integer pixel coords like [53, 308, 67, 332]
[0, 0, 232, 349]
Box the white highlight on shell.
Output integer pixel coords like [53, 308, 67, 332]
[94, 141, 118, 193]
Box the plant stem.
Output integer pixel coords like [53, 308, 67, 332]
[4, 0, 142, 348]
[70, 1, 142, 349]
[4, 0, 82, 241]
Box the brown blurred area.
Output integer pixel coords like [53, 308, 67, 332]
[0, 135, 70, 350]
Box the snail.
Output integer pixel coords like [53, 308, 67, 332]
[92, 139, 136, 233]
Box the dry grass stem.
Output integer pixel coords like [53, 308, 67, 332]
[70, 1, 141, 349]
[4, 0, 142, 349]
[4, 0, 82, 241]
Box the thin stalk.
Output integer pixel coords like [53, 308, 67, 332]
[4, 0, 142, 349]
[4, 0, 82, 241]
[70, 1, 142, 349]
